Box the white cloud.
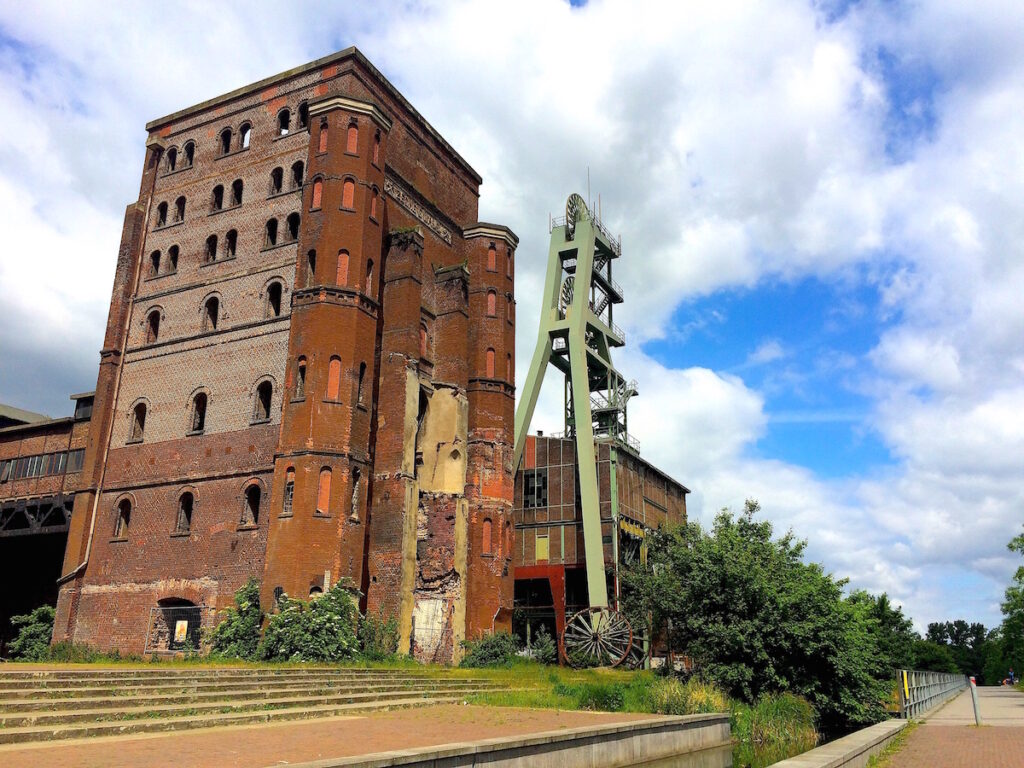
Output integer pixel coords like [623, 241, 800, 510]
[1, 0, 1023, 631]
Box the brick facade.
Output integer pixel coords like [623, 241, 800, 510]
[53, 48, 516, 662]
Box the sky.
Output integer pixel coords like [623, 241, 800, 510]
[0, 0, 1022, 632]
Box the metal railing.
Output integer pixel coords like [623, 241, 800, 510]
[897, 669, 969, 719]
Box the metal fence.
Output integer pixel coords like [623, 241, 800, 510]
[144, 605, 210, 655]
[897, 668, 969, 719]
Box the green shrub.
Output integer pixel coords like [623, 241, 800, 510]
[208, 579, 263, 660]
[8, 605, 55, 661]
[359, 610, 399, 660]
[45, 641, 141, 663]
[460, 631, 520, 667]
[258, 581, 359, 662]
[530, 625, 558, 665]
[646, 676, 729, 715]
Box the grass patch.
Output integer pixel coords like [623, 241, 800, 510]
[865, 720, 918, 767]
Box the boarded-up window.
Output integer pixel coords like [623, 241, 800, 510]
[346, 123, 358, 153]
[311, 179, 322, 209]
[318, 121, 328, 153]
[336, 250, 349, 285]
[486, 348, 495, 378]
[317, 468, 331, 515]
[327, 356, 341, 400]
[487, 290, 496, 316]
[373, 132, 380, 165]
[536, 532, 549, 562]
[482, 519, 493, 555]
[487, 244, 496, 271]
[342, 179, 355, 209]
[370, 188, 378, 219]
[506, 353, 512, 382]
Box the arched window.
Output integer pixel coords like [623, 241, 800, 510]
[297, 102, 309, 130]
[183, 141, 195, 167]
[166, 147, 177, 172]
[486, 348, 495, 378]
[270, 167, 283, 195]
[211, 185, 224, 211]
[149, 250, 161, 277]
[267, 281, 283, 317]
[282, 467, 295, 517]
[239, 123, 251, 150]
[176, 492, 193, 533]
[231, 179, 243, 206]
[342, 179, 355, 209]
[318, 119, 328, 153]
[253, 380, 273, 422]
[168, 245, 179, 272]
[350, 467, 361, 520]
[372, 131, 381, 165]
[291, 161, 304, 188]
[336, 250, 349, 285]
[220, 128, 232, 155]
[174, 196, 185, 222]
[370, 187, 379, 219]
[486, 290, 496, 317]
[277, 108, 291, 136]
[420, 324, 428, 358]
[286, 212, 300, 241]
[317, 467, 332, 515]
[482, 518, 493, 555]
[487, 243, 496, 272]
[311, 178, 323, 210]
[242, 483, 260, 526]
[507, 249, 513, 277]
[190, 392, 207, 433]
[357, 362, 366, 404]
[327, 356, 342, 400]
[114, 498, 131, 538]
[146, 310, 160, 344]
[156, 202, 168, 226]
[295, 357, 307, 399]
[265, 218, 278, 247]
[203, 296, 219, 331]
[506, 353, 512, 382]
[225, 229, 237, 258]
[205, 234, 218, 263]
[130, 402, 146, 442]
[306, 250, 316, 288]
[346, 122, 359, 154]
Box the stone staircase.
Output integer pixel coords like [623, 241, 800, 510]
[0, 666, 500, 744]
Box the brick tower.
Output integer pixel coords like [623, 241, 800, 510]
[53, 49, 516, 663]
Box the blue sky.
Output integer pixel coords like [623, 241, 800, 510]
[0, 0, 1022, 632]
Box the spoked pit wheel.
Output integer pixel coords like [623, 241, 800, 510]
[561, 607, 633, 668]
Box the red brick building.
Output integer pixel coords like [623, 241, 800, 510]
[0, 394, 93, 653]
[53, 48, 516, 663]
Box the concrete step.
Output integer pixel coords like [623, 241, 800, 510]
[0, 674, 491, 698]
[0, 680, 499, 713]
[0, 694, 467, 744]
[0, 685, 495, 728]
[0, 669, 434, 689]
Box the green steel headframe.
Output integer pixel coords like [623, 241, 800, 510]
[514, 194, 638, 610]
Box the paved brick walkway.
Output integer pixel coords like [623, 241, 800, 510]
[892, 686, 1024, 767]
[0, 704, 658, 768]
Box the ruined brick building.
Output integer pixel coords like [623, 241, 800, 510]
[49, 48, 516, 662]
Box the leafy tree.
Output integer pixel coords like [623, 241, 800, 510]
[530, 625, 558, 665]
[996, 529, 1024, 679]
[911, 639, 959, 674]
[848, 591, 916, 671]
[258, 581, 359, 662]
[621, 500, 890, 731]
[208, 579, 262, 660]
[8, 605, 55, 661]
[924, 619, 988, 677]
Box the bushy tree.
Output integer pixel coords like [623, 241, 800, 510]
[925, 619, 988, 677]
[8, 605, 55, 661]
[993, 529, 1024, 681]
[621, 500, 892, 731]
[910, 639, 959, 674]
[208, 579, 262, 660]
[530, 625, 558, 665]
[358, 610, 399, 660]
[258, 581, 359, 662]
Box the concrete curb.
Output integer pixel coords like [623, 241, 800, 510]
[769, 719, 906, 768]
[275, 712, 732, 768]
